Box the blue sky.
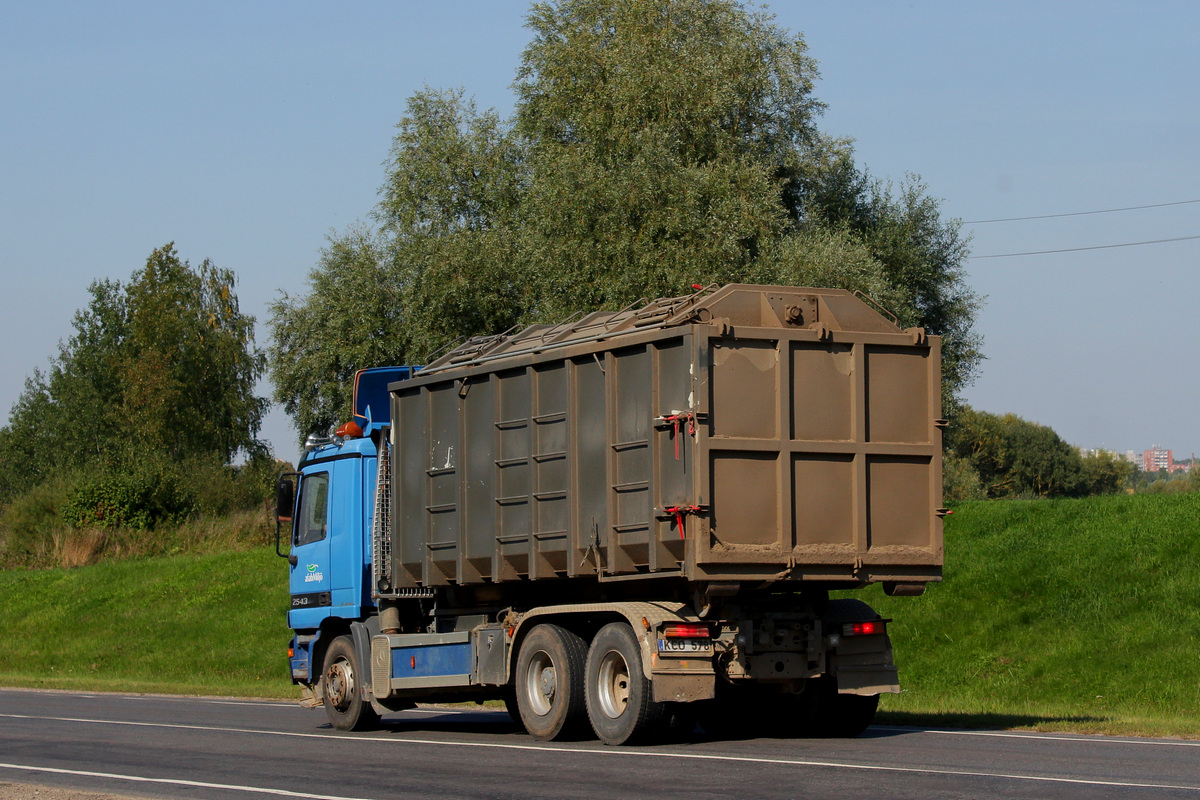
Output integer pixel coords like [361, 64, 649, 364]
[2, 1, 1197, 463]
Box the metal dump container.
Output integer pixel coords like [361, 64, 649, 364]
[384, 284, 943, 594]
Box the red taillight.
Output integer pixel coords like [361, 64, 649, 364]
[662, 623, 710, 639]
[843, 620, 886, 636]
[288, 647, 295, 658]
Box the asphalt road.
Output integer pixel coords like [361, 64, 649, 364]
[1, 689, 1198, 800]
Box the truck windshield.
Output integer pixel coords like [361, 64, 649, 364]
[295, 472, 329, 547]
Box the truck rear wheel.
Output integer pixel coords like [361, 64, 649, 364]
[321, 635, 380, 731]
[585, 622, 664, 745]
[815, 599, 886, 737]
[697, 684, 818, 739]
[515, 623, 588, 741]
[695, 686, 755, 739]
[821, 689, 880, 738]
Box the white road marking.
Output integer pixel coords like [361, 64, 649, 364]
[889, 725, 1200, 748]
[3, 713, 1199, 793]
[120, 695, 295, 709]
[0, 688, 292, 708]
[0, 761, 379, 800]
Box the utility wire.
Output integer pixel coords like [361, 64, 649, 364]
[971, 234, 1200, 259]
[965, 199, 1200, 224]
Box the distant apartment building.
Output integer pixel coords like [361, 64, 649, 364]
[1107, 448, 1192, 473]
[1144, 446, 1173, 471]
[1139, 446, 1191, 474]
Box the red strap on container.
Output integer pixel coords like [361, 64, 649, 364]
[664, 505, 701, 539]
[658, 412, 696, 460]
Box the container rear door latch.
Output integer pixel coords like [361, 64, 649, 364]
[656, 504, 706, 539]
[654, 411, 697, 460]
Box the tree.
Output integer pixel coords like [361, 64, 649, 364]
[787, 142, 982, 394]
[121, 245, 266, 461]
[1079, 450, 1134, 496]
[946, 405, 1009, 496]
[271, 90, 531, 441]
[379, 88, 528, 360]
[270, 227, 407, 439]
[852, 177, 982, 394]
[1001, 415, 1083, 498]
[514, 0, 818, 315]
[0, 244, 266, 502]
[946, 405, 1131, 499]
[0, 372, 60, 497]
[270, 0, 982, 438]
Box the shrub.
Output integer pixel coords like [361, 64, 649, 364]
[186, 453, 281, 516]
[1078, 450, 1134, 495]
[4, 453, 284, 569]
[60, 462, 194, 530]
[943, 451, 985, 502]
[0, 476, 75, 567]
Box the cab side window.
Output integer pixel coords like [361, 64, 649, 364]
[294, 472, 329, 546]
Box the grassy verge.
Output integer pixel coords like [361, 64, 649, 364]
[0, 547, 295, 697]
[2, 493, 1199, 736]
[866, 492, 1200, 737]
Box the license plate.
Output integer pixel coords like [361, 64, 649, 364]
[657, 638, 712, 655]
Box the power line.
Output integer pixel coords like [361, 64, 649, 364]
[971, 234, 1200, 259]
[964, 199, 1200, 224]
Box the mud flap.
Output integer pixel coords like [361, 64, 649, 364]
[830, 634, 900, 695]
[835, 666, 900, 696]
[299, 684, 323, 708]
[651, 672, 716, 703]
[350, 621, 376, 703]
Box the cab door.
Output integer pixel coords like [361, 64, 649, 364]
[288, 470, 332, 629]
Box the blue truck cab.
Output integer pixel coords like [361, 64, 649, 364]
[281, 367, 413, 708]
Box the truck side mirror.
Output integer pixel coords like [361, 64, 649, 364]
[275, 474, 298, 566]
[276, 476, 295, 521]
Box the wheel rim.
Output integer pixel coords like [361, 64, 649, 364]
[596, 648, 630, 719]
[524, 649, 556, 716]
[326, 658, 354, 711]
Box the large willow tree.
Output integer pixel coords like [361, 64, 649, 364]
[271, 0, 981, 439]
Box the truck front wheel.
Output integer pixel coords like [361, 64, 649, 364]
[514, 624, 588, 741]
[585, 622, 664, 745]
[321, 635, 380, 731]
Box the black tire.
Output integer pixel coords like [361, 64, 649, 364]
[585, 622, 664, 745]
[766, 683, 825, 738]
[502, 686, 522, 725]
[514, 623, 589, 741]
[816, 599, 885, 737]
[820, 690, 880, 738]
[321, 635, 381, 731]
[823, 598, 880, 627]
[697, 683, 819, 740]
[661, 703, 698, 743]
[695, 687, 755, 740]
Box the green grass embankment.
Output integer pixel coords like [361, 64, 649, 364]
[867, 492, 1200, 736]
[2, 493, 1199, 734]
[0, 547, 294, 697]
